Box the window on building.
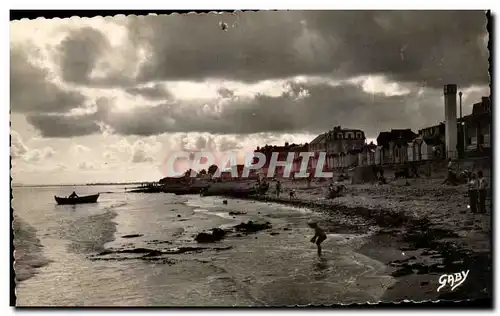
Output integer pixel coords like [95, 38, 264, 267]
[337, 133, 343, 139]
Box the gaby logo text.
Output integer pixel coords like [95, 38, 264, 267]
[437, 270, 469, 292]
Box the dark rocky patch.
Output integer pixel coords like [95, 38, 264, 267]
[98, 248, 163, 257]
[269, 232, 280, 236]
[383, 217, 492, 301]
[234, 220, 272, 233]
[122, 234, 143, 239]
[228, 211, 247, 216]
[194, 228, 228, 243]
[92, 245, 232, 263]
[146, 239, 172, 245]
[213, 246, 233, 251]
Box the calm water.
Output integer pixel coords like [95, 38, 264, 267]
[13, 185, 395, 306]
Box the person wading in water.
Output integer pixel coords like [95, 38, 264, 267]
[308, 220, 327, 257]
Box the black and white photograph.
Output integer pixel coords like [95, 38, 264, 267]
[10, 9, 492, 307]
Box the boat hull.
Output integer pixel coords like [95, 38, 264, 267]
[55, 194, 99, 205]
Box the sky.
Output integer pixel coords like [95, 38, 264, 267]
[10, 11, 490, 185]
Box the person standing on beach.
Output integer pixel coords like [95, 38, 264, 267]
[275, 180, 281, 198]
[467, 173, 478, 213]
[308, 220, 327, 257]
[307, 173, 314, 188]
[443, 158, 455, 185]
[477, 170, 488, 213]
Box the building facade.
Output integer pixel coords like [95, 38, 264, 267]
[324, 126, 366, 154]
[253, 143, 310, 178]
[417, 95, 491, 159]
[462, 96, 491, 155]
[376, 129, 417, 165]
[309, 126, 366, 170]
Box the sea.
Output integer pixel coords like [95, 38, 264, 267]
[12, 185, 395, 306]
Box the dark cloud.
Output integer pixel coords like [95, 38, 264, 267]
[26, 113, 101, 137]
[121, 11, 488, 88]
[56, 27, 110, 84]
[26, 79, 490, 139]
[13, 11, 490, 141]
[10, 47, 86, 113]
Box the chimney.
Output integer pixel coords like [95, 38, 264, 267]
[443, 84, 458, 159]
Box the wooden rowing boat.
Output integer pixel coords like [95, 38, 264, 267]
[54, 193, 99, 205]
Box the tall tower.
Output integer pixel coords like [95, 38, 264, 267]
[444, 84, 458, 159]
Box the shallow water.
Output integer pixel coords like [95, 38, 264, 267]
[13, 185, 395, 306]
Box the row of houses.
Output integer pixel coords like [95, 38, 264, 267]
[251, 95, 491, 176]
[159, 94, 491, 182]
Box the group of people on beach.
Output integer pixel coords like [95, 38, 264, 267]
[272, 180, 297, 200]
[444, 158, 488, 213]
[467, 169, 488, 214]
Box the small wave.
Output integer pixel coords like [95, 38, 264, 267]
[185, 197, 220, 209]
[259, 201, 314, 213]
[13, 216, 51, 282]
[192, 209, 240, 222]
[193, 208, 209, 213]
[213, 212, 238, 220]
[63, 210, 118, 254]
[106, 202, 128, 210]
